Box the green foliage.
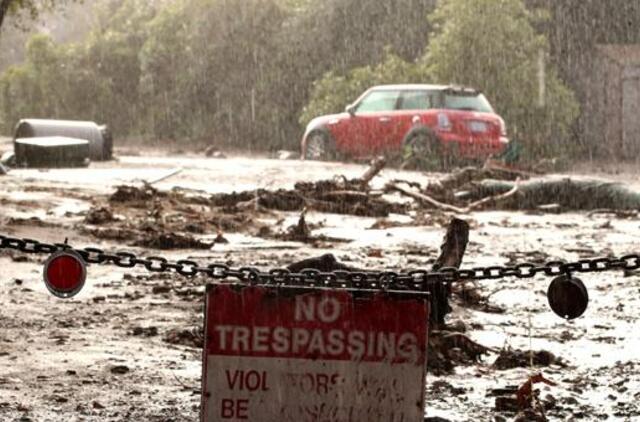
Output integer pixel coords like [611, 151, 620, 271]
[0, 0, 80, 31]
[425, 0, 579, 158]
[300, 52, 426, 126]
[302, 0, 580, 159]
[0, 0, 585, 160]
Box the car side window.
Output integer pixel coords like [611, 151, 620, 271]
[398, 90, 435, 110]
[356, 90, 401, 112]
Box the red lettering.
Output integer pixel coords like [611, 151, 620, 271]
[245, 370, 260, 391]
[237, 399, 249, 419]
[224, 370, 269, 391]
[220, 399, 234, 418]
[225, 370, 241, 389]
[220, 398, 250, 419]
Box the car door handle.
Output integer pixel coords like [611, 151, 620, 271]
[379, 117, 391, 123]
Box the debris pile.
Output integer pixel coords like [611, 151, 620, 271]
[209, 156, 400, 217]
[389, 162, 640, 213]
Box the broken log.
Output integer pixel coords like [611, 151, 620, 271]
[426, 165, 526, 198]
[283, 207, 311, 241]
[465, 177, 520, 211]
[466, 177, 640, 211]
[431, 218, 469, 326]
[388, 182, 466, 213]
[359, 156, 386, 189]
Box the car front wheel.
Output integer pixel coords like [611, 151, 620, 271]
[304, 131, 335, 161]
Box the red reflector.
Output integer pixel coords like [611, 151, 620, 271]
[43, 251, 86, 298]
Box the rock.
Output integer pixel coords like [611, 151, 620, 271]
[134, 232, 214, 250]
[276, 150, 298, 160]
[92, 401, 105, 409]
[152, 285, 171, 294]
[131, 326, 159, 337]
[84, 206, 115, 224]
[204, 146, 226, 158]
[495, 395, 519, 412]
[214, 232, 229, 244]
[110, 365, 130, 375]
[1, 151, 15, 166]
[493, 349, 562, 370]
[110, 185, 159, 202]
[164, 327, 203, 348]
[514, 409, 547, 421]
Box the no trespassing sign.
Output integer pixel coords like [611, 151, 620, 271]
[201, 285, 429, 422]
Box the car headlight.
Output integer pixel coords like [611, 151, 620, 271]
[499, 119, 507, 137]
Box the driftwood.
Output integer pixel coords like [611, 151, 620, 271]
[467, 178, 640, 211]
[431, 217, 469, 325]
[388, 182, 467, 213]
[145, 167, 183, 185]
[208, 158, 393, 217]
[359, 156, 386, 189]
[464, 178, 520, 211]
[427, 164, 527, 197]
[389, 180, 520, 214]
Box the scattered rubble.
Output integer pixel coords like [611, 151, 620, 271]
[84, 206, 115, 224]
[493, 348, 565, 370]
[133, 231, 213, 250]
[110, 184, 161, 203]
[164, 327, 203, 349]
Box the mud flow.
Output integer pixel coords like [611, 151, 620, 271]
[1, 152, 639, 421]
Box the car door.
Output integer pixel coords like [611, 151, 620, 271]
[389, 90, 437, 150]
[340, 89, 401, 156]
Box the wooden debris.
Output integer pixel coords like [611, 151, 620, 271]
[389, 179, 519, 214]
[359, 156, 386, 189]
[517, 372, 557, 409]
[388, 182, 466, 213]
[145, 167, 183, 185]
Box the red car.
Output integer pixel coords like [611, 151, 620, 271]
[301, 84, 509, 166]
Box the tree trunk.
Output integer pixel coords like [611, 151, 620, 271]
[0, 0, 12, 33]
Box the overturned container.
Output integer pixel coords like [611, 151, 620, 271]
[13, 119, 113, 162]
[14, 137, 90, 168]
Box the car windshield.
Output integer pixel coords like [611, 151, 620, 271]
[356, 90, 401, 112]
[442, 92, 494, 113]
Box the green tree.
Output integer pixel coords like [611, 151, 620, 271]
[300, 51, 425, 126]
[0, 0, 79, 32]
[425, 0, 579, 157]
[0, 34, 67, 129]
[266, 0, 437, 149]
[138, 0, 194, 139]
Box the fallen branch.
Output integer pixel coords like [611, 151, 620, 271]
[359, 156, 386, 189]
[465, 177, 520, 211]
[145, 167, 183, 185]
[388, 182, 466, 214]
[466, 177, 640, 211]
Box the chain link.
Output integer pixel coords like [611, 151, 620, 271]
[1, 234, 638, 291]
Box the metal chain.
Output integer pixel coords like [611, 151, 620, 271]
[2, 234, 639, 291]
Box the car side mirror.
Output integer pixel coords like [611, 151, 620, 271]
[345, 104, 356, 116]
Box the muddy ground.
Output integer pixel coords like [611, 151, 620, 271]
[1, 150, 639, 421]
